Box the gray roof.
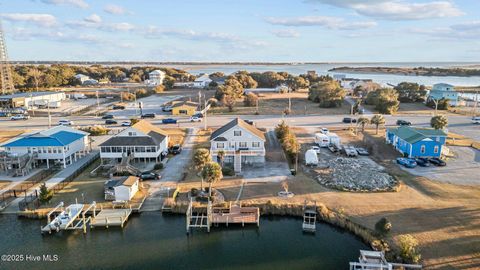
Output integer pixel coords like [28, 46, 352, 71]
[100, 136, 158, 146]
[210, 118, 265, 141]
[0, 91, 63, 99]
[213, 136, 227, 141]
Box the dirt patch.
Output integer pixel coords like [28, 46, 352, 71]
[165, 128, 187, 147]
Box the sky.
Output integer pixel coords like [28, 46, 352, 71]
[0, 0, 479, 62]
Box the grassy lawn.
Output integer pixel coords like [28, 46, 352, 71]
[0, 130, 27, 144]
[210, 91, 350, 115]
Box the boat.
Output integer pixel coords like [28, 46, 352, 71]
[43, 203, 84, 233]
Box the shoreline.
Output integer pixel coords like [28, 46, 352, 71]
[329, 67, 480, 78]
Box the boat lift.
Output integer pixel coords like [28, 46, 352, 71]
[41, 201, 97, 234]
[302, 200, 317, 233]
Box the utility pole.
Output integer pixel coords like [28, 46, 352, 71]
[47, 98, 51, 128]
[204, 99, 208, 130]
[0, 19, 15, 95]
[473, 90, 479, 116]
[95, 90, 99, 117]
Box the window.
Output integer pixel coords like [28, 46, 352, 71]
[239, 142, 247, 148]
[234, 130, 242, 136]
[252, 142, 260, 148]
[179, 109, 187, 114]
[217, 143, 224, 149]
[434, 146, 439, 154]
[420, 145, 426, 154]
[128, 132, 136, 136]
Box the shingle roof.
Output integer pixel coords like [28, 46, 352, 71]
[120, 176, 138, 187]
[99, 136, 157, 146]
[388, 126, 446, 144]
[171, 101, 198, 108]
[211, 118, 265, 141]
[3, 130, 85, 147]
[99, 120, 167, 147]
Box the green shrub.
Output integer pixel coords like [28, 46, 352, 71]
[398, 234, 421, 263]
[222, 167, 235, 176]
[375, 217, 392, 235]
[80, 126, 110, 136]
[154, 163, 164, 170]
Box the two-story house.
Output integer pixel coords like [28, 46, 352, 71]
[428, 83, 458, 106]
[386, 126, 447, 158]
[99, 120, 168, 164]
[145, 70, 165, 86]
[210, 118, 266, 173]
[1, 125, 90, 169]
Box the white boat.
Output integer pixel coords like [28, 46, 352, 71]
[46, 204, 84, 232]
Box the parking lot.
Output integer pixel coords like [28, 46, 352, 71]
[107, 95, 183, 119]
[401, 146, 480, 185]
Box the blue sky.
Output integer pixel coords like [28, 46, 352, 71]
[0, 0, 479, 62]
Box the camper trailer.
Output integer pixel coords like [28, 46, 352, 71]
[327, 132, 341, 147]
[305, 149, 319, 166]
[315, 133, 330, 147]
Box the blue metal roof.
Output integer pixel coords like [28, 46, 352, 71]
[3, 131, 85, 147]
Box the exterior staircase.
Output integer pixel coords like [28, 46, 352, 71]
[108, 153, 141, 176]
[234, 152, 241, 173]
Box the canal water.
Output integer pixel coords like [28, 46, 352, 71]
[0, 212, 368, 270]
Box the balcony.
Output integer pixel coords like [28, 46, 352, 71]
[211, 148, 265, 156]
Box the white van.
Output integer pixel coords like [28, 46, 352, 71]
[472, 117, 480, 124]
[315, 133, 330, 147]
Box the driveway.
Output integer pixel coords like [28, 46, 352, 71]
[401, 146, 480, 185]
[242, 129, 291, 183]
[141, 128, 196, 211]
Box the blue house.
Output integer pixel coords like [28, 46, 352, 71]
[428, 83, 458, 106]
[386, 126, 447, 158]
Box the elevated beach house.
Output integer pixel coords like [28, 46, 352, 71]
[386, 126, 447, 158]
[1, 126, 90, 169]
[428, 83, 458, 106]
[145, 70, 165, 86]
[99, 120, 168, 164]
[210, 118, 266, 173]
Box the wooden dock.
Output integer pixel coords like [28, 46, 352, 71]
[302, 200, 317, 233]
[90, 208, 132, 228]
[186, 200, 260, 234]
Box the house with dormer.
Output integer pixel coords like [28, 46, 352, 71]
[210, 118, 266, 172]
[99, 120, 168, 164]
[386, 126, 447, 158]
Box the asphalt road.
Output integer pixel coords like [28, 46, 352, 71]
[2, 113, 479, 141]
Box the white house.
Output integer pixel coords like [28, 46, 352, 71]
[193, 74, 212, 88]
[114, 176, 139, 201]
[75, 74, 90, 84]
[210, 118, 266, 173]
[145, 70, 165, 86]
[99, 120, 169, 164]
[1, 126, 90, 168]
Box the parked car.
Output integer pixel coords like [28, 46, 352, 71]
[190, 116, 202, 122]
[355, 147, 369, 156]
[193, 113, 204, 118]
[342, 117, 357, 123]
[162, 106, 173, 112]
[10, 114, 29, 120]
[0, 112, 12, 117]
[169, 144, 182, 155]
[429, 158, 446, 166]
[311, 146, 321, 154]
[102, 114, 114, 119]
[320, 127, 329, 134]
[244, 119, 254, 125]
[105, 119, 118, 125]
[472, 116, 480, 124]
[414, 158, 431, 167]
[121, 121, 131, 126]
[396, 157, 417, 168]
[141, 113, 156, 119]
[162, 118, 177, 124]
[58, 119, 73, 125]
[396, 119, 411, 126]
[112, 104, 125, 110]
[139, 171, 160, 181]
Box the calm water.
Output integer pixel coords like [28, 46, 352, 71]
[0, 213, 367, 270]
[168, 63, 480, 86]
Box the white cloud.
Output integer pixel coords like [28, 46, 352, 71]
[265, 16, 377, 30]
[1, 13, 57, 27]
[272, 29, 300, 38]
[104, 4, 127, 15]
[84, 14, 102, 24]
[410, 21, 480, 40]
[309, 0, 464, 20]
[106, 22, 135, 32]
[40, 0, 89, 9]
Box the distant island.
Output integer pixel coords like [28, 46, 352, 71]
[329, 66, 480, 77]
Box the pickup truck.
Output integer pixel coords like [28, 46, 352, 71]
[343, 145, 358, 157]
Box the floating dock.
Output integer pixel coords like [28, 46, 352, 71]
[90, 206, 132, 228]
[186, 200, 260, 234]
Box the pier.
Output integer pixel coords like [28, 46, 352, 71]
[186, 200, 260, 234]
[349, 250, 422, 270]
[302, 200, 317, 233]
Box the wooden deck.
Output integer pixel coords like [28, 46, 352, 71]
[90, 209, 132, 228]
[211, 205, 259, 226]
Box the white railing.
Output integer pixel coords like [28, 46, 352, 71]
[210, 149, 265, 156]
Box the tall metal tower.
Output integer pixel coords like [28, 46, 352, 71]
[0, 19, 15, 95]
